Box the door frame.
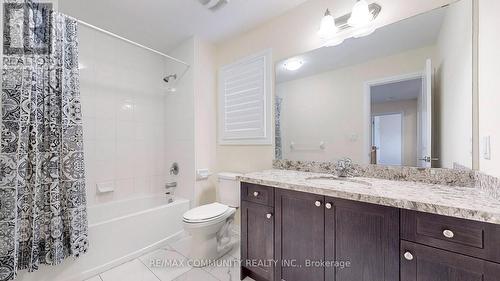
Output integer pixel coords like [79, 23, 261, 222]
[363, 72, 424, 165]
[371, 112, 405, 166]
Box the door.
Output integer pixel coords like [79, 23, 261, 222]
[325, 198, 399, 281]
[372, 113, 403, 165]
[418, 59, 433, 167]
[275, 189, 325, 281]
[241, 201, 275, 281]
[401, 241, 500, 281]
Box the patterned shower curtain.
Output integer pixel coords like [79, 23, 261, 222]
[0, 1, 88, 280]
[275, 96, 283, 160]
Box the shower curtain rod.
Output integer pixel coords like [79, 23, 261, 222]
[74, 18, 191, 68]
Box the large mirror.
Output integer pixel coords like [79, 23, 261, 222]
[275, 0, 473, 169]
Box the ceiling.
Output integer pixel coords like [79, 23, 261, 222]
[58, 0, 308, 52]
[371, 78, 422, 104]
[276, 5, 446, 83]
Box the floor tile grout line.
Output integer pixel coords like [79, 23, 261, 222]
[201, 266, 223, 281]
[137, 257, 162, 281]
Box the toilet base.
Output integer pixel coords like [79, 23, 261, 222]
[183, 210, 236, 267]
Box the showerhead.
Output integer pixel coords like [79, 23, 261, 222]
[163, 74, 177, 83]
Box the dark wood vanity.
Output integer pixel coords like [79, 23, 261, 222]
[240, 182, 500, 281]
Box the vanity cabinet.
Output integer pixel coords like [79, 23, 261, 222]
[400, 241, 500, 281]
[241, 200, 275, 281]
[241, 183, 399, 281]
[275, 189, 325, 281]
[400, 210, 500, 280]
[401, 210, 500, 263]
[240, 182, 500, 281]
[325, 197, 399, 281]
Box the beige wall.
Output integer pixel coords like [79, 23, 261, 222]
[194, 38, 218, 206]
[478, 0, 500, 177]
[276, 46, 433, 164]
[434, 0, 473, 169]
[215, 0, 457, 175]
[372, 100, 418, 167]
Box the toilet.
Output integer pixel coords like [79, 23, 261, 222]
[182, 172, 241, 266]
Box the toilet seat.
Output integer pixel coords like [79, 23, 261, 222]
[183, 203, 231, 223]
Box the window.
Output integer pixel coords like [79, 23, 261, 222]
[218, 50, 272, 145]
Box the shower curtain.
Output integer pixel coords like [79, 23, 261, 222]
[275, 96, 283, 159]
[1, 1, 88, 280]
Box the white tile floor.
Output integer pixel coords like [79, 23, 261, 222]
[85, 232, 254, 281]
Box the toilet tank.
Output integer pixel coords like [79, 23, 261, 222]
[217, 172, 242, 208]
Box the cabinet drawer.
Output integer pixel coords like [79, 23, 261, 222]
[401, 210, 500, 263]
[241, 182, 274, 206]
[401, 241, 500, 281]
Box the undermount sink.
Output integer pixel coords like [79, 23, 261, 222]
[306, 176, 372, 187]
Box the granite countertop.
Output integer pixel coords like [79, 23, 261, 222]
[239, 169, 500, 225]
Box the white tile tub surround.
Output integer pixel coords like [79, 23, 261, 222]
[78, 24, 172, 205]
[163, 38, 196, 203]
[17, 197, 190, 281]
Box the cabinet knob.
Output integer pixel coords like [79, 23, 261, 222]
[253, 191, 259, 197]
[315, 201, 322, 207]
[266, 213, 273, 219]
[325, 203, 332, 209]
[404, 251, 414, 261]
[443, 229, 454, 239]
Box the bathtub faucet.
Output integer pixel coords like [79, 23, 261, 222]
[165, 182, 177, 203]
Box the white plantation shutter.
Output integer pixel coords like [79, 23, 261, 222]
[218, 50, 272, 145]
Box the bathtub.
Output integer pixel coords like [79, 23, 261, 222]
[17, 196, 190, 281]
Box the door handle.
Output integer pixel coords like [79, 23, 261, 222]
[315, 201, 322, 207]
[325, 203, 332, 209]
[266, 213, 273, 219]
[253, 191, 259, 197]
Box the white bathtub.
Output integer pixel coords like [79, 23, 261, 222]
[17, 196, 190, 281]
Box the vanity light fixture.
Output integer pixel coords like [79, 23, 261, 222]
[318, 1, 381, 45]
[324, 37, 345, 47]
[348, 0, 373, 28]
[318, 9, 338, 39]
[283, 59, 304, 71]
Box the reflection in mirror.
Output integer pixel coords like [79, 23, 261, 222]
[275, 0, 473, 169]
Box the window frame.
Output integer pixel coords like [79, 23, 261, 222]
[217, 49, 273, 146]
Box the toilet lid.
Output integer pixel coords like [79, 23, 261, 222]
[183, 203, 229, 222]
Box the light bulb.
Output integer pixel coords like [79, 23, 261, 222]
[318, 9, 338, 39]
[283, 59, 304, 71]
[348, 0, 373, 28]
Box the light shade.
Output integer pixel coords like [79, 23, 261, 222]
[283, 59, 304, 71]
[352, 26, 376, 38]
[348, 0, 373, 27]
[324, 37, 345, 47]
[318, 9, 338, 39]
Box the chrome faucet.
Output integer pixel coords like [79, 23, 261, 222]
[336, 157, 354, 178]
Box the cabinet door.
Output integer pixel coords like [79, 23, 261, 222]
[325, 198, 399, 281]
[275, 189, 325, 281]
[241, 200, 275, 281]
[401, 241, 500, 281]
